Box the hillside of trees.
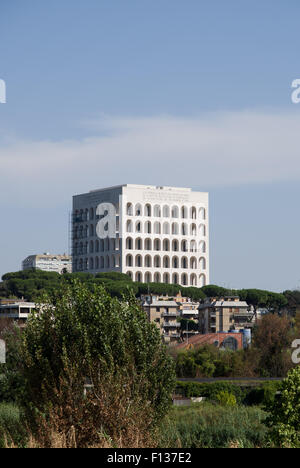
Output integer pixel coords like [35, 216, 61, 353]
[0, 269, 297, 315]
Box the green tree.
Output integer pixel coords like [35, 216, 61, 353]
[16, 281, 176, 447]
[266, 367, 300, 448]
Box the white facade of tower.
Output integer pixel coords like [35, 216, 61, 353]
[72, 184, 209, 288]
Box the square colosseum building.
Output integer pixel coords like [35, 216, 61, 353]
[72, 184, 209, 287]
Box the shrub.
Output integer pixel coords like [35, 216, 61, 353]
[266, 367, 300, 448]
[215, 391, 237, 407]
[15, 281, 176, 448]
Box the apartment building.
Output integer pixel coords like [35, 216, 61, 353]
[198, 296, 254, 334]
[22, 253, 72, 274]
[72, 184, 209, 288]
[142, 297, 181, 343]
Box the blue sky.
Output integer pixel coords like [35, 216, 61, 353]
[1, 0, 300, 291]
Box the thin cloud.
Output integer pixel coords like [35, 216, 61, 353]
[1, 110, 300, 207]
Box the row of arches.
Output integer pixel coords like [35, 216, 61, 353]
[73, 238, 120, 255]
[126, 203, 206, 220]
[125, 254, 206, 270]
[126, 271, 206, 287]
[125, 237, 206, 253]
[74, 254, 120, 271]
[126, 220, 206, 236]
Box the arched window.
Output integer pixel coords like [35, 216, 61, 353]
[190, 240, 197, 252]
[199, 257, 206, 270]
[190, 257, 197, 269]
[89, 257, 94, 269]
[126, 237, 133, 250]
[112, 255, 116, 268]
[145, 221, 151, 234]
[163, 222, 170, 235]
[105, 238, 109, 251]
[106, 255, 110, 268]
[181, 223, 188, 236]
[100, 239, 105, 252]
[199, 207, 206, 220]
[89, 224, 94, 236]
[171, 206, 179, 218]
[181, 273, 188, 286]
[145, 204, 151, 217]
[163, 205, 170, 217]
[145, 272, 152, 283]
[181, 206, 188, 219]
[172, 239, 179, 251]
[172, 273, 179, 284]
[190, 206, 197, 219]
[199, 224, 206, 236]
[135, 221, 142, 233]
[95, 240, 99, 252]
[100, 256, 104, 268]
[199, 241, 206, 253]
[172, 222, 179, 235]
[135, 203, 142, 216]
[126, 254, 133, 267]
[181, 240, 188, 252]
[154, 272, 161, 283]
[163, 239, 170, 251]
[199, 273, 206, 287]
[172, 256, 179, 268]
[135, 255, 142, 267]
[115, 254, 120, 267]
[127, 203, 133, 216]
[79, 259, 83, 271]
[90, 241, 94, 253]
[154, 255, 161, 268]
[154, 222, 161, 234]
[154, 205, 161, 217]
[145, 255, 152, 268]
[163, 256, 170, 268]
[135, 238, 142, 250]
[190, 274, 197, 286]
[145, 238, 152, 250]
[163, 273, 170, 284]
[135, 272, 142, 282]
[126, 220, 133, 232]
[90, 207, 94, 220]
[95, 257, 99, 269]
[190, 224, 197, 236]
[181, 257, 188, 269]
[154, 239, 161, 251]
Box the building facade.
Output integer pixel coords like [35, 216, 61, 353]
[72, 184, 209, 287]
[22, 253, 72, 274]
[0, 299, 36, 328]
[198, 296, 254, 334]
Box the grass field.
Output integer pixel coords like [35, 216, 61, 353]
[0, 401, 270, 448]
[159, 403, 269, 448]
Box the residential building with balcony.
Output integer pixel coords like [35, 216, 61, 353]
[198, 296, 254, 334]
[0, 299, 36, 328]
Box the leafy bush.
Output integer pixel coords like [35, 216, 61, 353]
[14, 281, 176, 448]
[176, 381, 244, 404]
[266, 367, 300, 448]
[215, 391, 237, 407]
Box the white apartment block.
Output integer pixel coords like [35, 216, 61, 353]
[22, 253, 72, 274]
[72, 184, 209, 288]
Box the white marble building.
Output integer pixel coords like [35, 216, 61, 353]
[72, 184, 209, 287]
